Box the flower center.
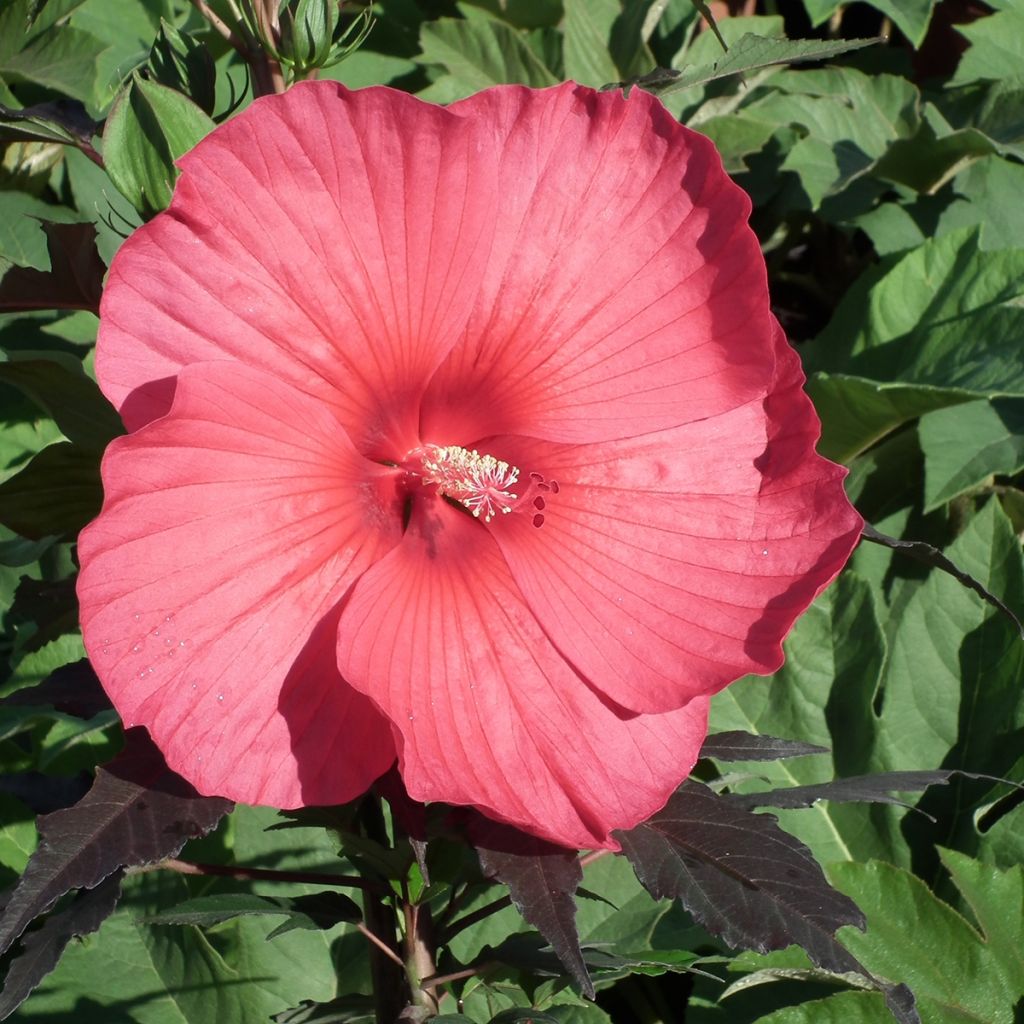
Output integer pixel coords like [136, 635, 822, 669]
[407, 444, 557, 527]
[419, 444, 519, 522]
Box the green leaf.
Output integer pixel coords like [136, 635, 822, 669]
[806, 373, 974, 463]
[873, 120, 997, 195]
[0, 440, 101, 539]
[918, 398, 1024, 511]
[0, 0, 104, 105]
[935, 78, 1024, 164]
[809, 229, 1024, 395]
[0, 194, 80, 274]
[146, 892, 360, 932]
[147, 20, 217, 116]
[460, 0, 564, 27]
[5, 634, 85, 691]
[709, 573, 894, 865]
[944, 156, 1024, 252]
[417, 17, 558, 99]
[747, 990, 893, 1023]
[800, 0, 935, 48]
[938, 848, 1024, 999]
[0, 357, 122, 450]
[562, 0, 654, 87]
[741, 68, 919, 208]
[0, 794, 37, 876]
[22, 870, 342, 1023]
[102, 73, 216, 219]
[695, 113, 778, 172]
[953, 0, 1024, 84]
[874, 499, 1024, 789]
[829, 859, 1022, 1023]
[656, 34, 877, 95]
[563, 0, 622, 87]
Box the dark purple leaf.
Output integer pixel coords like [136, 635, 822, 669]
[0, 869, 122, 1018]
[0, 222, 104, 313]
[700, 731, 829, 761]
[0, 728, 231, 960]
[615, 781, 919, 1024]
[0, 99, 99, 148]
[0, 661, 112, 721]
[727, 769, 1012, 814]
[474, 823, 592, 999]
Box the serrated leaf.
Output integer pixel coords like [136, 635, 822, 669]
[476, 830, 593, 999]
[829, 860, 1021, 1023]
[615, 781, 918, 1022]
[937, 848, 1024, 999]
[650, 34, 877, 95]
[0, 869, 122, 1018]
[417, 17, 558, 98]
[103, 73, 216, 219]
[0, 358, 121, 450]
[0, 441, 102, 539]
[918, 398, 1024, 511]
[0, 728, 231, 961]
[699, 732, 829, 762]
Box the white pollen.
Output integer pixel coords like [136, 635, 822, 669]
[420, 444, 520, 523]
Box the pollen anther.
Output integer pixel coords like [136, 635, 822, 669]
[420, 444, 520, 523]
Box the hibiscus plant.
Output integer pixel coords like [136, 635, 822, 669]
[0, 1, 1022, 1023]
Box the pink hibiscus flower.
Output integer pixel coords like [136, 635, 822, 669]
[77, 81, 862, 850]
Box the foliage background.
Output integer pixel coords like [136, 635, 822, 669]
[1, 0, 1023, 1021]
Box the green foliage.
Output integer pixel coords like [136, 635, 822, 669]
[2, 0, 1024, 1021]
[103, 73, 215, 218]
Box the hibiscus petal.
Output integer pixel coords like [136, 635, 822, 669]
[484, 325, 863, 714]
[336, 499, 710, 850]
[420, 83, 771, 446]
[98, 82, 500, 455]
[78, 362, 400, 806]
